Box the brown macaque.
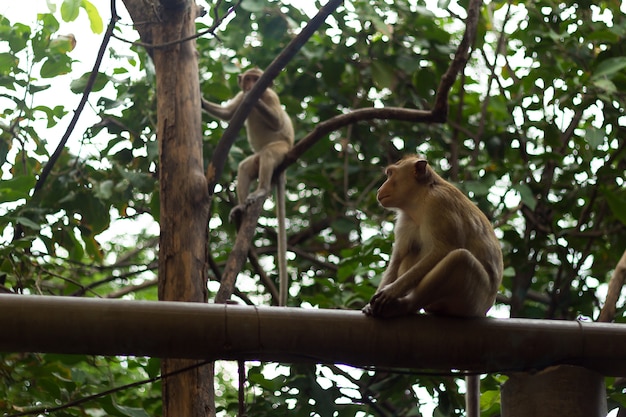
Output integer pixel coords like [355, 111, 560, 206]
[202, 68, 294, 306]
[362, 155, 503, 417]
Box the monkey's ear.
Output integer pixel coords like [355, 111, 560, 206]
[237, 74, 243, 85]
[414, 159, 428, 179]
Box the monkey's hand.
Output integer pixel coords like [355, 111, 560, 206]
[362, 303, 374, 316]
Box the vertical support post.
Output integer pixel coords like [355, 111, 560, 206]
[501, 365, 607, 417]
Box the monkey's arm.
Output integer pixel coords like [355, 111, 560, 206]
[370, 249, 443, 305]
[362, 250, 402, 315]
[201, 93, 243, 121]
[376, 251, 402, 292]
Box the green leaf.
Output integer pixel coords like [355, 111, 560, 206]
[371, 60, 396, 90]
[0, 176, 36, 203]
[70, 71, 110, 93]
[81, 0, 104, 33]
[8, 23, 31, 52]
[16, 217, 41, 231]
[462, 180, 491, 197]
[0, 135, 9, 166]
[34, 105, 67, 128]
[241, 0, 265, 12]
[602, 188, 626, 226]
[40, 54, 72, 78]
[60, 0, 81, 22]
[592, 78, 616, 94]
[0, 53, 19, 75]
[113, 401, 150, 417]
[592, 57, 626, 80]
[513, 183, 537, 211]
[46, 0, 57, 12]
[584, 127, 604, 149]
[83, 233, 103, 261]
[370, 14, 391, 38]
[95, 180, 114, 200]
[38, 12, 60, 32]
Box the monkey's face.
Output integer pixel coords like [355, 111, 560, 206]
[377, 158, 421, 210]
[377, 166, 402, 208]
[241, 74, 258, 92]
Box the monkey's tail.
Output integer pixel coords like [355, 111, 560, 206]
[276, 171, 288, 307]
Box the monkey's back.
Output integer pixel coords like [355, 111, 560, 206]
[429, 181, 503, 294]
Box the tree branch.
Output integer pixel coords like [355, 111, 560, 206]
[33, 0, 119, 194]
[214, 197, 265, 303]
[432, 0, 482, 116]
[211, 0, 344, 303]
[206, 0, 345, 198]
[215, 0, 484, 302]
[598, 249, 626, 323]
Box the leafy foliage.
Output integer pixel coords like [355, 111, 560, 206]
[1, 0, 626, 416]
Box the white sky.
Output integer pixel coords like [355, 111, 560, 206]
[1, 0, 132, 162]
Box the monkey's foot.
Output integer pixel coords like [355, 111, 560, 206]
[245, 189, 270, 205]
[367, 294, 414, 318]
[229, 204, 245, 225]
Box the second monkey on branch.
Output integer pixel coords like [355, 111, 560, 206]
[202, 68, 294, 307]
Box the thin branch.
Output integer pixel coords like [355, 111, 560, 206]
[71, 262, 158, 296]
[432, 0, 483, 117]
[33, 0, 119, 194]
[279, 0, 483, 170]
[475, 1, 512, 144]
[215, 0, 484, 302]
[206, 0, 345, 198]
[288, 246, 338, 272]
[207, 250, 255, 305]
[287, 217, 335, 246]
[34, 266, 102, 298]
[247, 248, 280, 304]
[280, 107, 443, 170]
[598, 250, 626, 323]
[211, 0, 344, 303]
[111, 0, 242, 50]
[214, 196, 265, 303]
[5, 359, 212, 417]
[106, 278, 158, 298]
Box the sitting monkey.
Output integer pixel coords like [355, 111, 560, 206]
[363, 155, 503, 417]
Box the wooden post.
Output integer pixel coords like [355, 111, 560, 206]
[501, 365, 607, 417]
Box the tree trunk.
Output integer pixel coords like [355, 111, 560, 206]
[152, 1, 214, 416]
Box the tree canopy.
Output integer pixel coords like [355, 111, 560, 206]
[1, 0, 626, 416]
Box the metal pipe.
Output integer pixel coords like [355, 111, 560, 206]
[1, 295, 625, 375]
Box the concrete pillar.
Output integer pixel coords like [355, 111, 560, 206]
[501, 365, 607, 417]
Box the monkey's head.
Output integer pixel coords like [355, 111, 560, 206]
[238, 68, 265, 92]
[377, 155, 434, 210]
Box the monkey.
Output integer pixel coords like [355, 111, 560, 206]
[362, 155, 502, 317]
[202, 68, 293, 307]
[362, 155, 503, 417]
